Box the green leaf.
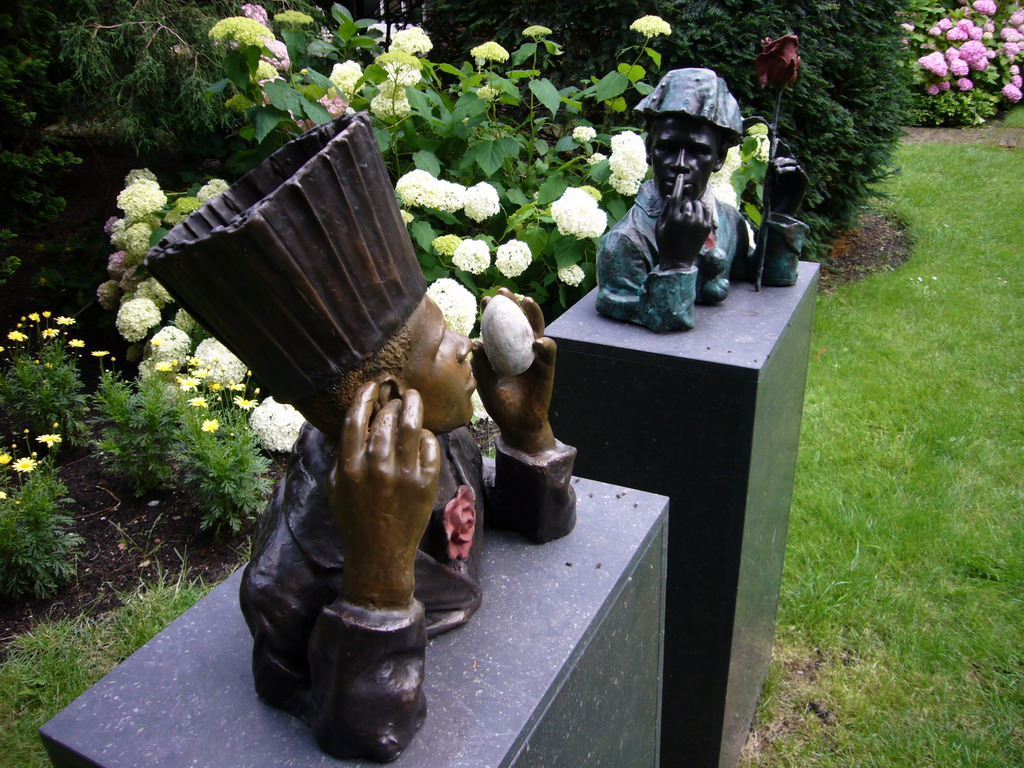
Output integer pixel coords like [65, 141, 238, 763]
[537, 173, 568, 205]
[406, 87, 434, 120]
[413, 150, 441, 177]
[438, 63, 465, 78]
[617, 63, 646, 82]
[609, 97, 627, 112]
[644, 47, 662, 69]
[224, 48, 257, 92]
[606, 197, 629, 222]
[506, 187, 531, 206]
[588, 158, 611, 183]
[528, 78, 561, 116]
[207, 78, 230, 94]
[253, 106, 291, 144]
[305, 69, 335, 91]
[472, 137, 520, 176]
[263, 80, 306, 117]
[554, 236, 585, 268]
[302, 99, 332, 125]
[331, 3, 353, 23]
[149, 227, 169, 247]
[350, 35, 378, 48]
[373, 126, 392, 152]
[533, 139, 549, 157]
[592, 71, 628, 102]
[410, 220, 437, 254]
[511, 42, 538, 67]
[453, 93, 486, 122]
[553, 135, 576, 153]
[634, 81, 654, 96]
[520, 226, 548, 257]
[281, 28, 305, 68]
[307, 39, 336, 58]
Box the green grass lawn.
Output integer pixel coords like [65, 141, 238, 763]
[2, 142, 1021, 768]
[744, 143, 1024, 766]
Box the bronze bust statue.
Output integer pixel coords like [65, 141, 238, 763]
[147, 113, 577, 762]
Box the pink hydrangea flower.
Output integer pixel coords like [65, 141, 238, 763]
[918, 51, 950, 77]
[1003, 83, 1023, 102]
[1011, 11, 1024, 25]
[938, 17, 954, 31]
[107, 251, 127, 280]
[1012, 74, 1024, 87]
[940, 79, 952, 90]
[929, 25, 943, 36]
[957, 77, 974, 90]
[319, 93, 348, 117]
[951, 58, 971, 75]
[103, 216, 119, 236]
[1002, 26, 1024, 42]
[947, 26, 970, 41]
[241, 4, 269, 27]
[926, 83, 942, 95]
[972, 0, 997, 15]
[262, 37, 290, 70]
[959, 39, 988, 61]
[969, 25, 985, 40]
[983, 21, 995, 33]
[1011, 64, 1021, 75]
[901, 23, 916, 33]
[946, 46, 962, 61]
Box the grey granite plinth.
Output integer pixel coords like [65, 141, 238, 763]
[547, 266, 818, 768]
[40, 475, 668, 768]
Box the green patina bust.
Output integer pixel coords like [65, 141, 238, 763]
[596, 68, 809, 332]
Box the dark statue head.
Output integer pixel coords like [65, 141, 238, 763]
[146, 113, 476, 437]
[636, 68, 744, 201]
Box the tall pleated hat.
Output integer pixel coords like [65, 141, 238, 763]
[635, 68, 744, 149]
[146, 112, 425, 433]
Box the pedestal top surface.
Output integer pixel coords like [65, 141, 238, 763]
[548, 263, 819, 371]
[41, 475, 667, 768]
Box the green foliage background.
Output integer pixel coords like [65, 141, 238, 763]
[426, 0, 914, 258]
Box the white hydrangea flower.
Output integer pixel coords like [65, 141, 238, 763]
[550, 187, 608, 239]
[476, 85, 498, 102]
[370, 84, 412, 120]
[557, 264, 585, 286]
[147, 325, 191, 363]
[471, 390, 489, 422]
[708, 145, 742, 209]
[432, 234, 463, 257]
[452, 238, 491, 274]
[121, 222, 154, 264]
[174, 308, 199, 335]
[470, 41, 509, 64]
[572, 125, 597, 142]
[395, 169, 466, 212]
[426, 278, 477, 336]
[197, 179, 230, 204]
[389, 26, 433, 56]
[400, 209, 414, 225]
[116, 297, 162, 342]
[194, 337, 248, 387]
[630, 15, 672, 37]
[97, 279, 121, 311]
[329, 60, 364, 99]
[609, 131, 648, 196]
[135, 278, 174, 308]
[587, 152, 607, 165]
[495, 239, 532, 278]
[250, 397, 306, 452]
[462, 182, 500, 222]
[124, 168, 158, 186]
[117, 179, 167, 221]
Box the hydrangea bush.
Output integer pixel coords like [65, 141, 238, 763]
[208, 5, 682, 325]
[904, 0, 1024, 124]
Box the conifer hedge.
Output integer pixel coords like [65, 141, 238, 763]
[426, 1, 913, 258]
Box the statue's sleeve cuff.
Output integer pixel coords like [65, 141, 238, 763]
[487, 437, 577, 543]
[639, 266, 697, 331]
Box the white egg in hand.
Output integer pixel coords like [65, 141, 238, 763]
[480, 295, 536, 376]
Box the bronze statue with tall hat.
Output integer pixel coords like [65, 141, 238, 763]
[596, 67, 809, 332]
[146, 112, 577, 762]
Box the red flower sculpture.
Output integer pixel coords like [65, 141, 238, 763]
[443, 484, 477, 561]
[755, 34, 801, 89]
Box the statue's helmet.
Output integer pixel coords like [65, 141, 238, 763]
[635, 68, 744, 149]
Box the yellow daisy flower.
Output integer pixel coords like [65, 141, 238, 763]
[56, 316, 76, 326]
[42, 328, 59, 339]
[0, 453, 11, 465]
[27, 312, 40, 322]
[188, 397, 209, 409]
[12, 457, 37, 473]
[35, 434, 62, 446]
[92, 350, 110, 357]
[7, 331, 28, 342]
[69, 339, 85, 348]
[201, 419, 220, 433]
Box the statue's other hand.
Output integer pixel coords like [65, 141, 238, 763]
[768, 156, 808, 216]
[656, 188, 713, 270]
[327, 381, 440, 608]
[472, 288, 557, 456]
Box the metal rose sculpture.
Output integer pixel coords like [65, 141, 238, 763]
[146, 113, 577, 762]
[753, 34, 802, 290]
[596, 66, 809, 333]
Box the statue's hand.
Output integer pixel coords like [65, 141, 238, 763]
[472, 288, 557, 456]
[768, 156, 808, 216]
[655, 176, 713, 270]
[327, 381, 440, 609]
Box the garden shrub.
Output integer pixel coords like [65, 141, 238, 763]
[0, 448, 82, 600]
[0, 3, 80, 256]
[0, 314, 90, 445]
[424, 0, 915, 258]
[92, 371, 183, 495]
[902, 0, 1023, 127]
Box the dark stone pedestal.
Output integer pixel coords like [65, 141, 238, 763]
[40, 475, 668, 768]
[546, 265, 818, 768]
